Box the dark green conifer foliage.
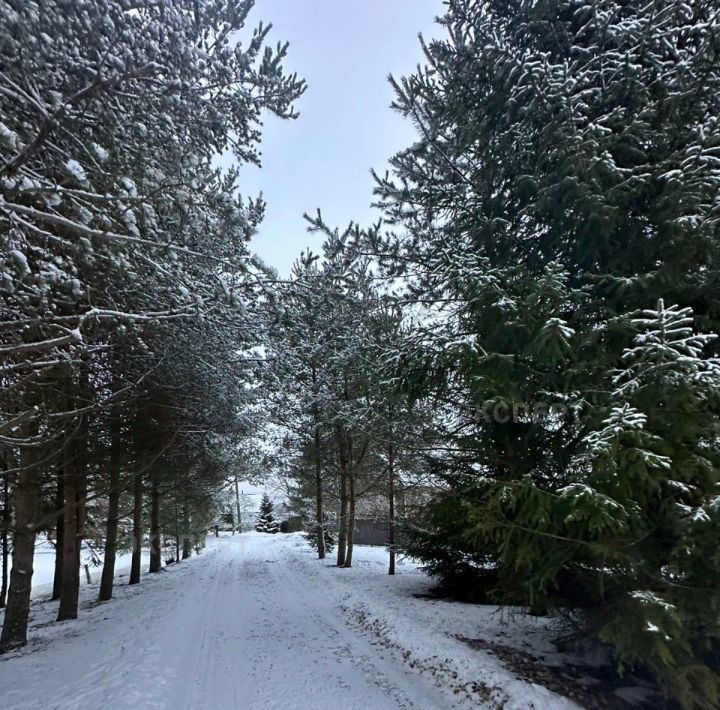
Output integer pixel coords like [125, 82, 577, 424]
[370, 2, 720, 706]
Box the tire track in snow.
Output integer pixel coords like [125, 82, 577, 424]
[0, 535, 455, 710]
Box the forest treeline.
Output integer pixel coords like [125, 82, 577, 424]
[0, 0, 304, 652]
[2, 2, 720, 709]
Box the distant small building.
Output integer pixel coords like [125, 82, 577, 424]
[279, 516, 304, 533]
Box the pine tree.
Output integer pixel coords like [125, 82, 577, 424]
[0, 0, 304, 651]
[262, 238, 390, 567]
[255, 494, 279, 534]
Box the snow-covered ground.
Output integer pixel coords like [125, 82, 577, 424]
[0, 533, 589, 709]
[28, 538, 150, 597]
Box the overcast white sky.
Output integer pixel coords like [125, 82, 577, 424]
[232, 0, 444, 276]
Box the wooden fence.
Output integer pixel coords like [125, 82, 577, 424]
[279, 517, 403, 547]
[352, 519, 402, 547]
[349, 519, 386, 546]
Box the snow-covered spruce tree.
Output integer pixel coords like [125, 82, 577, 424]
[466, 301, 720, 706]
[255, 494, 279, 534]
[392, 257, 591, 597]
[355, 1, 720, 705]
[580, 302, 720, 704]
[0, 0, 304, 651]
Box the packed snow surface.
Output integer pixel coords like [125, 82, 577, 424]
[0, 533, 578, 709]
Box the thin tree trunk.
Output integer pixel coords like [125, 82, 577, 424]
[314, 421, 325, 560]
[343, 431, 356, 569]
[0, 425, 41, 652]
[335, 423, 348, 567]
[336, 472, 347, 567]
[51, 466, 64, 600]
[57, 424, 87, 622]
[99, 410, 122, 601]
[182, 505, 191, 560]
[388, 443, 396, 576]
[174, 495, 180, 563]
[148, 469, 161, 573]
[234, 474, 242, 534]
[343, 467, 355, 568]
[0, 462, 9, 609]
[311, 368, 325, 560]
[57, 367, 89, 622]
[129, 471, 143, 585]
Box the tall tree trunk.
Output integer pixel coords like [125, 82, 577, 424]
[148, 469, 161, 573]
[311, 368, 325, 559]
[234, 474, 242, 534]
[335, 423, 348, 567]
[342, 431, 356, 568]
[343, 467, 355, 568]
[182, 506, 191, 560]
[99, 410, 122, 601]
[174, 495, 180, 563]
[57, 420, 88, 622]
[129, 471, 143, 585]
[336, 472, 347, 567]
[0, 460, 9, 609]
[51, 465, 64, 600]
[57, 367, 89, 622]
[0, 425, 41, 652]
[314, 421, 325, 560]
[388, 443, 396, 576]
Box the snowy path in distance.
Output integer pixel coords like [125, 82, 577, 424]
[0, 533, 454, 710]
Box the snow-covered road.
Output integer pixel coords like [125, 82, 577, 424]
[0, 534, 452, 710]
